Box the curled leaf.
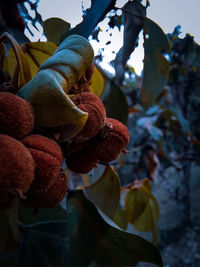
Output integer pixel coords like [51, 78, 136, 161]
[18, 35, 94, 132]
[1, 32, 31, 87]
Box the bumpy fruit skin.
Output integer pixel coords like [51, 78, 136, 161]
[22, 134, 63, 164]
[23, 172, 68, 209]
[0, 92, 34, 139]
[70, 92, 106, 141]
[0, 134, 35, 205]
[90, 118, 130, 162]
[66, 146, 98, 174]
[22, 135, 63, 194]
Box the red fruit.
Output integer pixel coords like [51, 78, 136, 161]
[23, 172, 68, 209]
[22, 134, 63, 163]
[0, 92, 34, 139]
[70, 92, 106, 141]
[90, 118, 130, 162]
[0, 134, 35, 204]
[22, 135, 63, 194]
[66, 146, 98, 174]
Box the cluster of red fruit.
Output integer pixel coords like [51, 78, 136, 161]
[0, 63, 129, 210]
[64, 64, 130, 174]
[0, 92, 67, 210]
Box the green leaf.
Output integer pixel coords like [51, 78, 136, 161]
[85, 165, 120, 219]
[0, 204, 19, 251]
[43, 18, 70, 44]
[18, 202, 67, 225]
[103, 226, 162, 266]
[17, 221, 68, 267]
[134, 193, 160, 243]
[125, 188, 148, 224]
[22, 42, 58, 78]
[141, 18, 170, 108]
[104, 82, 128, 124]
[113, 207, 128, 230]
[17, 191, 163, 266]
[66, 190, 163, 267]
[61, 0, 115, 40]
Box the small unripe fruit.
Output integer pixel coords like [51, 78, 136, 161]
[22, 135, 63, 194]
[70, 92, 106, 141]
[90, 118, 130, 162]
[66, 146, 98, 174]
[23, 172, 68, 209]
[0, 134, 35, 198]
[0, 92, 34, 139]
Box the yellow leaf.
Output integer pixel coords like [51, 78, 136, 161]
[22, 42, 58, 78]
[113, 207, 128, 230]
[89, 66, 105, 97]
[1, 32, 31, 87]
[85, 165, 120, 219]
[125, 188, 148, 224]
[134, 193, 160, 243]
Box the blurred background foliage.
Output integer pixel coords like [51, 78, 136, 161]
[0, 0, 200, 266]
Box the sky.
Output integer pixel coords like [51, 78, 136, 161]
[31, 0, 200, 75]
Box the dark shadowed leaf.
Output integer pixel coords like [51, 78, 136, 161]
[61, 0, 116, 40]
[17, 191, 163, 267]
[0, 204, 19, 251]
[114, 1, 146, 85]
[141, 18, 170, 108]
[43, 18, 70, 44]
[66, 190, 163, 267]
[104, 82, 128, 124]
[18, 202, 67, 225]
[85, 165, 120, 219]
[16, 221, 68, 267]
